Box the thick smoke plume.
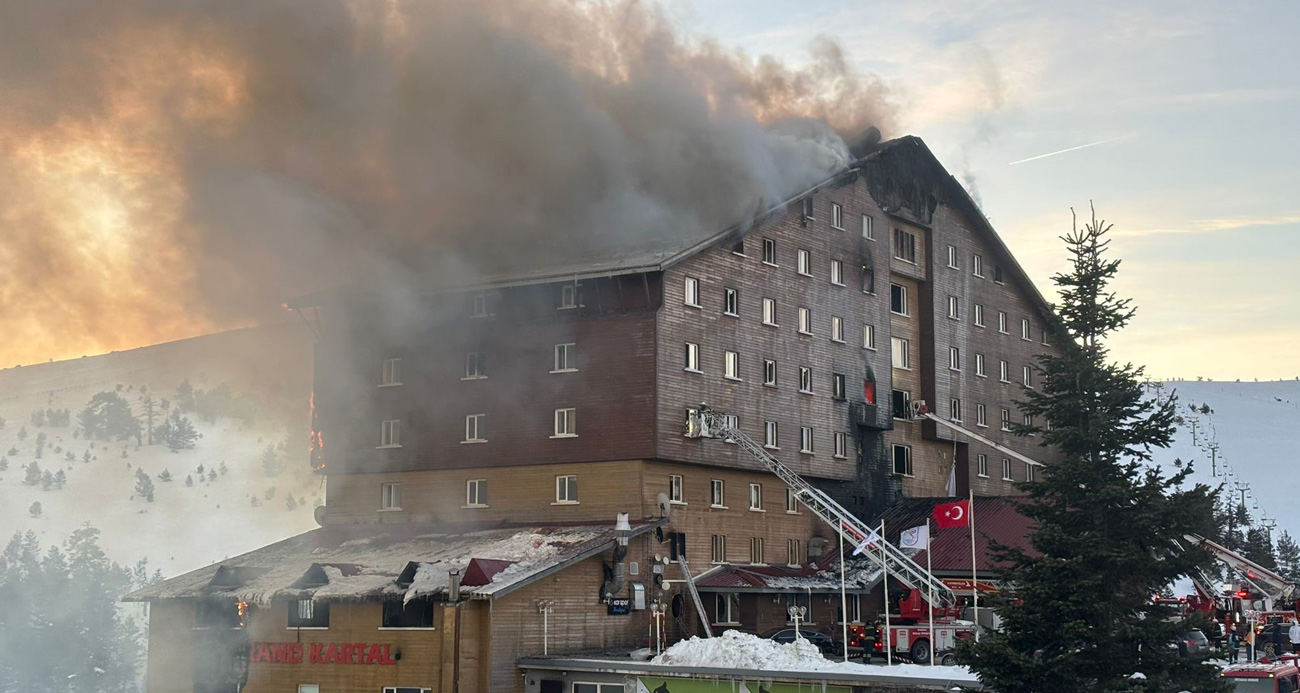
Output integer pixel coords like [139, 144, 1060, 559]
[0, 0, 893, 365]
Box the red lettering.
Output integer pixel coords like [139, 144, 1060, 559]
[324, 643, 339, 663]
[288, 643, 303, 664]
[310, 643, 324, 663]
[341, 643, 353, 664]
[380, 644, 397, 665]
[354, 643, 367, 664]
[273, 643, 289, 663]
[365, 643, 382, 665]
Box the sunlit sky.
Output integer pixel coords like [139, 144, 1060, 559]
[686, 0, 1300, 380]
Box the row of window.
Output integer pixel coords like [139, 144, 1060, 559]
[943, 294, 1050, 345]
[889, 443, 1037, 482]
[889, 388, 1035, 433]
[684, 346, 856, 398]
[376, 408, 578, 448]
[688, 278, 858, 342]
[686, 408, 851, 457]
[945, 347, 1035, 387]
[709, 534, 805, 567]
[378, 474, 568, 511]
[377, 343, 579, 386]
[712, 592, 865, 627]
[943, 244, 1007, 284]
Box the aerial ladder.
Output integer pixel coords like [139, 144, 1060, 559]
[688, 406, 957, 608]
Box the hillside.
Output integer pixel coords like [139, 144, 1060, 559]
[0, 323, 319, 578]
[1148, 379, 1300, 537]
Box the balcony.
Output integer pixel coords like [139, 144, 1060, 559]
[849, 401, 889, 430]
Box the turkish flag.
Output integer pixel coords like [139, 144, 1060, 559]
[933, 500, 970, 529]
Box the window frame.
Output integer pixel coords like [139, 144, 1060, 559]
[1026, 463, 1036, 482]
[683, 276, 701, 308]
[862, 324, 876, 350]
[861, 214, 874, 240]
[973, 303, 985, 327]
[889, 283, 909, 316]
[892, 389, 911, 421]
[834, 432, 848, 459]
[723, 287, 739, 317]
[1002, 458, 1012, 481]
[797, 248, 812, 277]
[891, 337, 911, 370]
[463, 414, 486, 443]
[710, 479, 726, 508]
[975, 353, 986, 377]
[977, 454, 989, 478]
[831, 202, 844, 229]
[288, 598, 330, 629]
[892, 227, 917, 264]
[558, 283, 578, 310]
[749, 536, 765, 564]
[380, 482, 402, 511]
[724, 350, 741, 381]
[949, 346, 961, 371]
[379, 420, 401, 448]
[380, 358, 402, 387]
[799, 426, 814, 454]
[749, 483, 763, 511]
[669, 475, 684, 504]
[465, 478, 488, 507]
[1000, 360, 1010, 383]
[1023, 365, 1033, 388]
[948, 295, 960, 319]
[1021, 318, 1032, 341]
[950, 398, 962, 423]
[683, 342, 701, 373]
[972, 254, 984, 278]
[785, 488, 799, 514]
[554, 474, 579, 504]
[552, 343, 577, 373]
[762, 297, 778, 326]
[464, 351, 486, 380]
[976, 403, 987, 428]
[787, 538, 803, 566]
[714, 591, 740, 623]
[946, 244, 958, 269]
[764, 421, 779, 449]
[998, 311, 1008, 334]
[763, 359, 778, 387]
[553, 408, 577, 438]
[831, 316, 845, 343]
[797, 306, 812, 335]
[832, 373, 846, 401]
[1001, 408, 1011, 431]
[892, 444, 914, 477]
[798, 366, 813, 394]
[830, 259, 844, 285]
[762, 238, 777, 266]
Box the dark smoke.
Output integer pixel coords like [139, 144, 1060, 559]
[0, 0, 894, 364]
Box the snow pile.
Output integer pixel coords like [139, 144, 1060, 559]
[651, 630, 979, 683]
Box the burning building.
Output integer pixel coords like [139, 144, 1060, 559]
[126, 134, 1060, 692]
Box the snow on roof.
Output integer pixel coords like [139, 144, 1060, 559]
[125, 521, 659, 606]
[694, 554, 883, 592]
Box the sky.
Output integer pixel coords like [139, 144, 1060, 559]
[681, 0, 1300, 380]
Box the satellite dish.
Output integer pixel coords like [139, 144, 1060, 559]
[313, 504, 327, 527]
[656, 492, 672, 519]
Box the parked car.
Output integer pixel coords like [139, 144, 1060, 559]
[1177, 628, 1211, 659]
[760, 628, 843, 656]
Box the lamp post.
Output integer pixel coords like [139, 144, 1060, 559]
[788, 605, 807, 641]
[651, 600, 667, 655]
[537, 600, 555, 655]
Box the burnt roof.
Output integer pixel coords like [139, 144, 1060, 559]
[877, 495, 1037, 577]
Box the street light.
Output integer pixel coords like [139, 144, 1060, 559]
[650, 600, 668, 655]
[788, 605, 808, 640]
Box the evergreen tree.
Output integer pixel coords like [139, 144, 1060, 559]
[79, 391, 142, 443]
[0, 455, 7, 471]
[28, 501, 41, 517]
[261, 445, 280, 477]
[1277, 531, 1300, 584]
[41, 470, 54, 490]
[1244, 527, 1278, 571]
[133, 468, 155, 502]
[23, 461, 42, 486]
[958, 210, 1225, 692]
[154, 409, 199, 452]
[185, 474, 193, 487]
[54, 469, 67, 488]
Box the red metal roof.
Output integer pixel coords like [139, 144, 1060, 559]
[877, 496, 1036, 576]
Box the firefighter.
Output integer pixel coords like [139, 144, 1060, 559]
[1289, 620, 1300, 654]
[1227, 626, 1240, 664]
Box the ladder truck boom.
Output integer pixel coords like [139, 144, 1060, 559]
[688, 406, 957, 608]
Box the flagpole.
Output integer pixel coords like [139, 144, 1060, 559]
[882, 519, 892, 665]
[927, 517, 935, 665]
[840, 528, 849, 662]
[969, 489, 979, 642]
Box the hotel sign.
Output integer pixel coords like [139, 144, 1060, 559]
[249, 642, 398, 665]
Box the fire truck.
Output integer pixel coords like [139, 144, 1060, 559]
[1177, 534, 1298, 653]
[687, 406, 976, 664]
[1222, 658, 1300, 693]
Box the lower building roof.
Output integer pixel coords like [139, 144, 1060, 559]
[876, 496, 1036, 575]
[124, 520, 661, 605]
[693, 553, 884, 593]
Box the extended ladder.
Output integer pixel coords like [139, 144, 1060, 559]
[690, 407, 957, 607]
[676, 556, 713, 637]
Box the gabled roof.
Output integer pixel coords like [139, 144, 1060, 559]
[125, 521, 661, 605]
[290, 135, 1058, 327]
[877, 496, 1037, 575]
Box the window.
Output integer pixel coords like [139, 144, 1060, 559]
[994, 265, 1005, 284]
[950, 398, 962, 422]
[998, 311, 1008, 334]
[749, 537, 765, 564]
[831, 316, 844, 342]
[711, 479, 726, 507]
[764, 421, 778, 449]
[195, 601, 243, 629]
[1001, 408, 1011, 431]
[382, 599, 434, 629]
[1002, 458, 1012, 481]
[464, 414, 486, 442]
[862, 324, 876, 350]
[684, 342, 700, 372]
[893, 228, 917, 263]
[800, 426, 814, 454]
[380, 482, 401, 510]
[798, 307, 812, 334]
[466, 479, 488, 506]
[289, 599, 330, 628]
[999, 360, 1010, 383]
[573, 685, 623, 693]
[555, 475, 578, 503]
[892, 444, 913, 476]
[553, 343, 576, 372]
[798, 367, 812, 393]
[380, 420, 400, 448]
[861, 214, 874, 239]
[732, 239, 745, 255]
[802, 196, 815, 219]
[1042, 330, 1051, 346]
[464, 351, 485, 379]
[553, 408, 577, 437]
[471, 292, 490, 317]
[559, 284, 578, 309]
[834, 432, 848, 458]
[974, 304, 985, 327]
[976, 404, 987, 427]
[797, 249, 812, 276]
[949, 346, 961, 371]
[1023, 365, 1033, 387]
[973, 254, 984, 277]
[684, 277, 701, 307]
[977, 454, 989, 477]
[947, 245, 958, 268]
[861, 267, 875, 294]
[831, 202, 844, 229]
[762, 298, 777, 326]
[891, 389, 910, 420]
[830, 259, 844, 285]
[948, 295, 960, 319]
[838, 594, 862, 624]
[380, 358, 401, 386]
[762, 237, 777, 265]
[787, 538, 803, 566]
[669, 475, 683, 503]
[890, 283, 909, 315]
[1026, 463, 1036, 482]
[864, 377, 876, 405]
[975, 353, 986, 377]
[723, 287, 739, 316]
[1025, 413, 1035, 429]
[714, 592, 739, 622]
[300, 686, 321, 693]
[724, 351, 740, 380]
[749, 483, 763, 510]
[832, 373, 846, 400]
[763, 359, 777, 386]
[891, 337, 910, 369]
[1021, 318, 1031, 340]
[785, 488, 799, 513]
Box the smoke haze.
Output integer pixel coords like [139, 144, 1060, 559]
[0, 0, 893, 366]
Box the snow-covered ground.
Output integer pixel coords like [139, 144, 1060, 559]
[1148, 379, 1300, 534]
[0, 325, 318, 578]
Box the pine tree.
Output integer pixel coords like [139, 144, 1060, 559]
[1244, 527, 1278, 570]
[1277, 532, 1300, 584]
[23, 461, 42, 486]
[28, 501, 41, 517]
[133, 468, 155, 502]
[78, 391, 141, 442]
[155, 409, 199, 452]
[261, 445, 280, 477]
[957, 209, 1226, 693]
[53, 469, 66, 488]
[185, 474, 193, 487]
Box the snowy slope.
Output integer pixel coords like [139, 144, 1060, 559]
[0, 324, 319, 578]
[1148, 379, 1300, 537]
